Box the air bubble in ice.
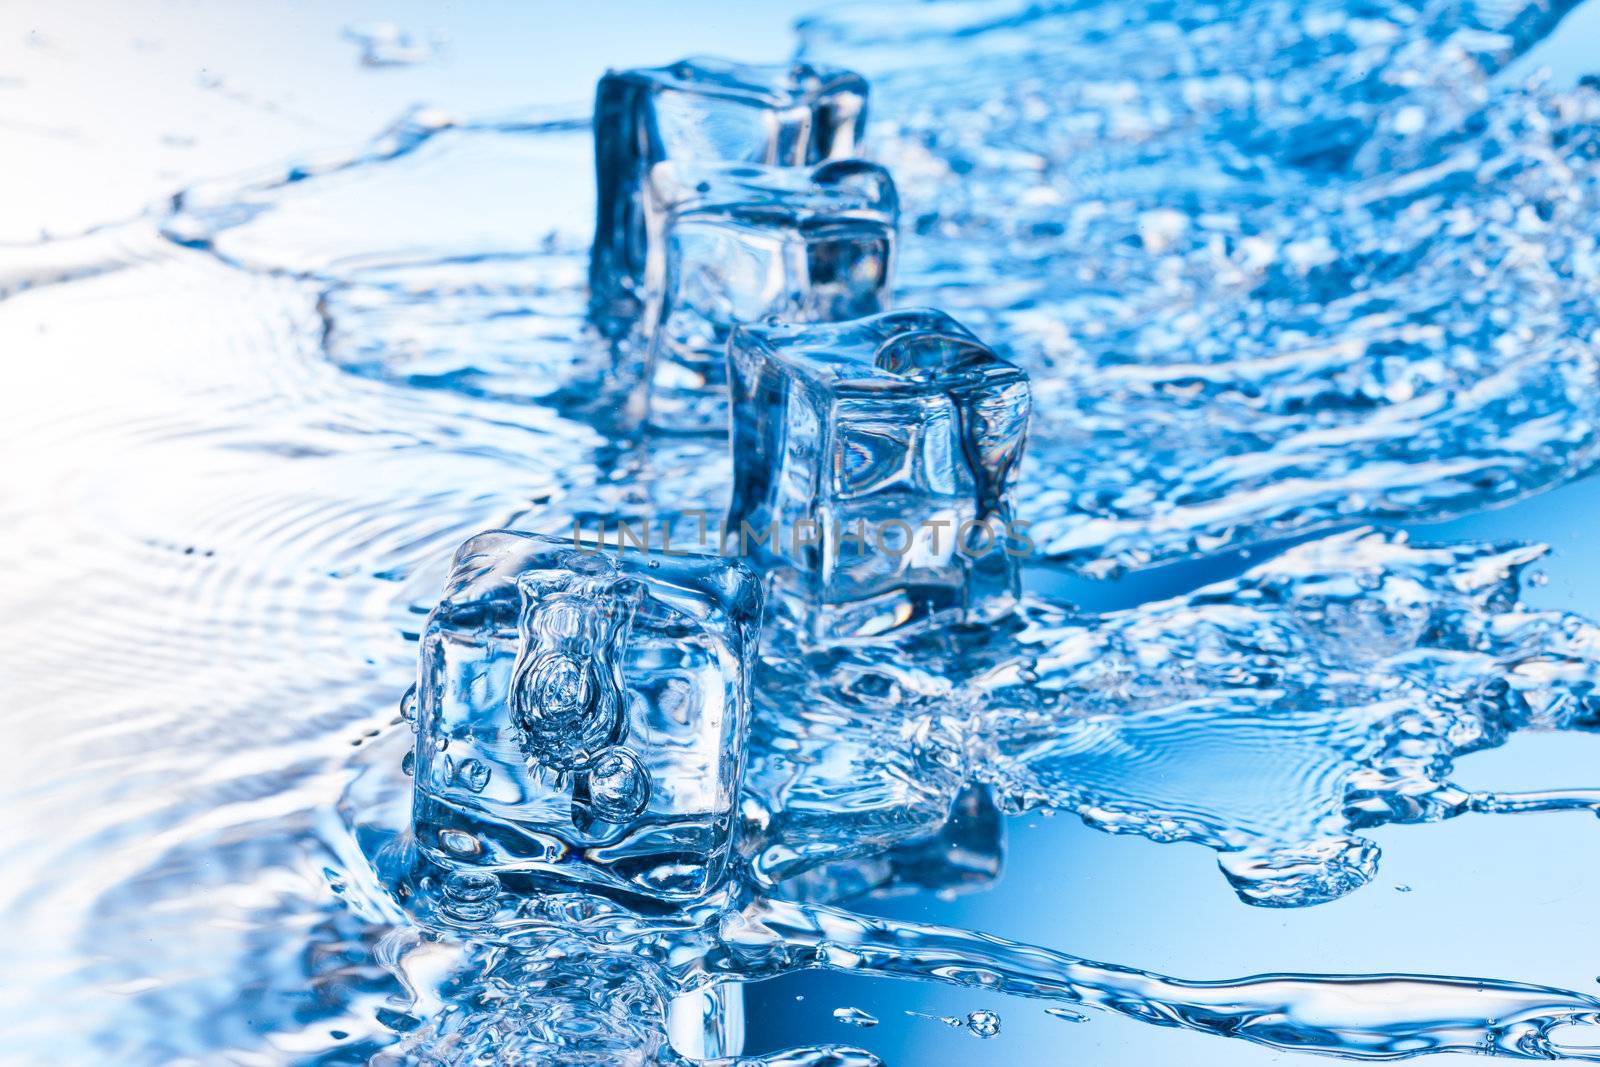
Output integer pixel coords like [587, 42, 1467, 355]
[455, 758, 490, 793]
[586, 746, 650, 821]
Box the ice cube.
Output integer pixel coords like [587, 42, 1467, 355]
[642, 158, 897, 432]
[589, 57, 869, 345]
[411, 530, 763, 906]
[725, 309, 1032, 641]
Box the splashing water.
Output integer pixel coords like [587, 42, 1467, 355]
[7, 1, 1600, 1065]
[801, 0, 1600, 575]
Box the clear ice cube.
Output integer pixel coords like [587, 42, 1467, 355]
[643, 159, 897, 432]
[411, 530, 763, 906]
[726, 309, 1032, 641]
[589, 56, 869, 345]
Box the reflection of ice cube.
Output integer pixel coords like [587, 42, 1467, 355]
[775, 784, 1004, 903]
[643, 159, 897, 432]
[412, 531, 762, 906]
[590, 57, 869, 344]
[666, 984, 744, 1061]
[726, 309, 1032, 641]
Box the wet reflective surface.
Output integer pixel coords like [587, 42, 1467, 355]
[7, 2, 1600, 1064]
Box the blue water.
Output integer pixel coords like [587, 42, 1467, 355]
[7, 1, 1600, 1064]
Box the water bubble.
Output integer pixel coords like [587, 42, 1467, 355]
[586, 747, 650, 821]
[441, 871, 499, 922]
[455, 758, 490, 793]
[1045, 1007, 1089, 1023]
[833, 1007, 878, 1028]
[966, 1009, 1001, 1038]
[442, 869, 499, 904]
[438, 829, 481, 856]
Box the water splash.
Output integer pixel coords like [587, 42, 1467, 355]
[316, 524, 1600, 1062]
[714, 897, 1600, 1062]
[106, 0, 1600, 581]
[801, 0, 1600, 575]
[749, 528, 1600, 909]
[6, 0, 1600, 1064]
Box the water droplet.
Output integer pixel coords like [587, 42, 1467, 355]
[398, 683, 417, 722]
[1396, 884, 1413, 893]
[587, 746, 650, 821]
[455, 758, 490, 793]
[400, 750, 415, 776]
[967, 1009, 1001, 1038]
[833, 1007, 878, 1028]
[1045, 1006, 1089, 1023]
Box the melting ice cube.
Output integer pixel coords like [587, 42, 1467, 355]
[589, 56, 869, 346]
[411, 531, 763, 906]
[726, 308, 1032, 641]
[642, 158, 897, 432]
